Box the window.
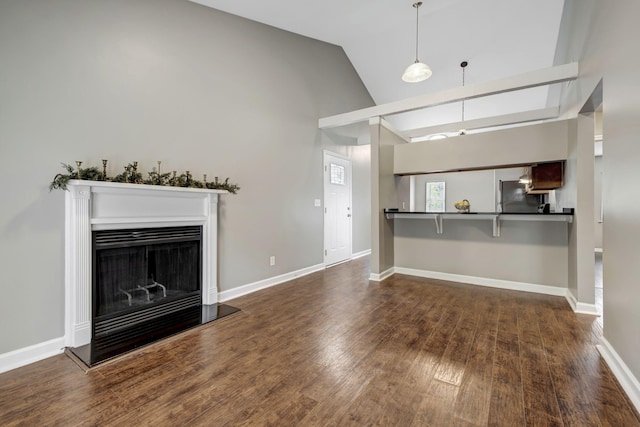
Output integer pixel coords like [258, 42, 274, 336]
[330, 163, 345, 185]
[426, 181, 445, 212]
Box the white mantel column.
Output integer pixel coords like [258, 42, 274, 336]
[202, 193, 219, 305]
[65, 185, 92, 347]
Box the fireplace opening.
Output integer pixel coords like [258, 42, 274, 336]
[87, 226, 204, 365]
[66, 225, 238, 367]
[93, 226, 202, 319]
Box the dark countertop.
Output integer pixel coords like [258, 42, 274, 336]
[384, 209, 573, 216]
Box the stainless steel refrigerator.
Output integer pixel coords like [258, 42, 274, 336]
[499, 180, 543, 213]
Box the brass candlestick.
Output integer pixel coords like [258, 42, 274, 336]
[157, 161, 162, 175]
[133, 161, 138, 172]
[101, 159, 108, 180]
[172, 171, 177, 186]
[75, 161, 82, 179]
[203, 174, 207, 184]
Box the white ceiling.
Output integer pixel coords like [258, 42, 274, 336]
[190, 0, 566, 132]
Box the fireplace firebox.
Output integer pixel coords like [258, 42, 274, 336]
[88, 226, 203, 363]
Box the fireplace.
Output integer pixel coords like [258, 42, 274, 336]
[90, 226, 202, 362]
[65, 180, 239, 367]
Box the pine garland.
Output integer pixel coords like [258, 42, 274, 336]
[49, 161, 240, 194]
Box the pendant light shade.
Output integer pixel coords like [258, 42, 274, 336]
[402, 2, 432, 83]
[402, 61, 433, 83]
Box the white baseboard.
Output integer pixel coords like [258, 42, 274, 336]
[393, 267, 568, 297]
[218, 263, 325, 302]
[369, 267, 395, 282]
[351, 249, 371, 260]
[565, 289, 600, 315]
[597, 337, 640, 413]
[0, 337, 65, 374]
[595, 247, 603, 253]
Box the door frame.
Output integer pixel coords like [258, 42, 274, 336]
[323, 150, 353, 266]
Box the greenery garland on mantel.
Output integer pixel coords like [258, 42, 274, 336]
[50, 161, 240, 194]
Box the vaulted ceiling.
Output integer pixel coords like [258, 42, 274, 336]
[190, 0, 566, 132]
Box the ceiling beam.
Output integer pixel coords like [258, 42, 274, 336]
[403, 106, 560, 139]
[318, 62, 578, 129]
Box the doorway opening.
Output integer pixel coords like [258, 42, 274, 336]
[323, 151, 352, 266]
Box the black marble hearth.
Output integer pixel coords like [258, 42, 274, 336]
[68, 303, 240, 367]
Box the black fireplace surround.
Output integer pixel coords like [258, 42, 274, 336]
[69, 225, 239, 367]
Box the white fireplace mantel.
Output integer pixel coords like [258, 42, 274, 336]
[64, 180, 227, 348]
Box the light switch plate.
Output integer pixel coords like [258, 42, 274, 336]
[314, 199, 321, 207]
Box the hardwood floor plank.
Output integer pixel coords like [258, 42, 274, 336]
[1, 257, 638, 426]
[517, 301, 563, 422]
[536, 303, 603, 426]
[452, 297, 499, 426]
[487, 301, 526, 426]
[433, 308, 479, 386]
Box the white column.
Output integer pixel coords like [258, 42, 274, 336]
[65, 185, 92, 347]
[201, 193, 219, 305]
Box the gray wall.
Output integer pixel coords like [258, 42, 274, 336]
[556, 114, 595, 304]
[394, 120, 570, 175]
[394, 220, 569, 287]
[557, 0, 640, 382]
[0, 0, 373, 354]
[370, 121, 407, 274]
[412, 168, 523, 213]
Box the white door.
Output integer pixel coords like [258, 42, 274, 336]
[324, 151, 352, 266]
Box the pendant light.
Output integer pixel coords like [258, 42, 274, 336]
[519, 166, 532, 184]
[459, 61, 468, 135]
[402, 2, 432, 83]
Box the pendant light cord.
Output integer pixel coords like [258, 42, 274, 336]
[461, 61, 468, 123]
[414, 3, 420, 61]
[462, 66, 465, 122]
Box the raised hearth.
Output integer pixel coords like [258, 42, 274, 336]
[69, 303, 240, 367]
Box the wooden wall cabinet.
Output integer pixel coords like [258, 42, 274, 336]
[528, 161, 564, 191]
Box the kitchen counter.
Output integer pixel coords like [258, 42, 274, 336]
[384, 209, 573, 216]
[383, 209, 573, 237]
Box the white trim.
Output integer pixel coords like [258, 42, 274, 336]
[66, 179, 227, 195]
[595, 247, 603, 253]
[393, 267, 567, 296]
[351, 249, 371, 260]
[0, 338, 65, 374]
[597, 337, 640, 413]
[565, 289, 600, 315]
[379, 118, 411, 143]
[218, 263, 325, 302]
[319, 63, 579, 129]
[369, 267, 395, 282]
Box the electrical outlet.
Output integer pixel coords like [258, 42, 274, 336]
[269, 256, 276, 266]
[314, 199, 321, 207]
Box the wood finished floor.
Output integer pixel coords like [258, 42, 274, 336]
[1, 256, 638, 426]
